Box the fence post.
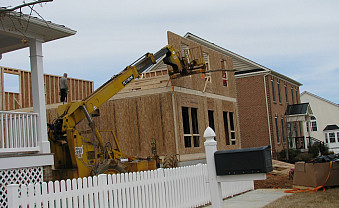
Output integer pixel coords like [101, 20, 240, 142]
[204, 127, 223, 208]
[7, 184, 20, 208]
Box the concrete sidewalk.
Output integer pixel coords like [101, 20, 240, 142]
[204, 189, 292, 208]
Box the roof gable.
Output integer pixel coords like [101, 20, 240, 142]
[301, 91, 339, 108]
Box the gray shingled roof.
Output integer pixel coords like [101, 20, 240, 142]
[324, 125, 339, 131]
[285, 103, 310, 115]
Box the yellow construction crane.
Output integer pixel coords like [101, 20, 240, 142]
[48, 45, 206, 180]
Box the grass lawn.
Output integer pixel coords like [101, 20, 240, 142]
[264, 187, 339, 208]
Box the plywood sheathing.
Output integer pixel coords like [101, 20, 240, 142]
[89, 92, 177, 158]
[167, 31, 235, 98]
[0, 66, 94, 110]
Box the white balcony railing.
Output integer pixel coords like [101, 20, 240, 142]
[0, 111, 39, 153]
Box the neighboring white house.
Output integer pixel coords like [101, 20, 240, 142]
[301, 91, 339, 153]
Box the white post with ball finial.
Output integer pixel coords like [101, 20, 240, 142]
[204, 127, 223, 208]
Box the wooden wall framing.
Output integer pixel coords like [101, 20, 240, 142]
[0, 66, 94, 111]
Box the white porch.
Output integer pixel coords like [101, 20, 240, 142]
[0, 11, 75, 169]
[0, 10, 76, 207]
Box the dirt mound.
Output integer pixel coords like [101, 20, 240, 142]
[254, 160, 294, 189]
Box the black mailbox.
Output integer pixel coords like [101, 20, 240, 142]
[214, 145, 273, 176]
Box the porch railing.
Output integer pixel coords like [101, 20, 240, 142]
[0, 111, 39, 153]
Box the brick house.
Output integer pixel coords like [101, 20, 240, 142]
[185, 33, 304, 158]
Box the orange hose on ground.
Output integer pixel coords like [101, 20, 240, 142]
[284, 161, 333, 193]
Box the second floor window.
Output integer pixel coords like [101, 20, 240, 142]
[271, 80, 276, 102]
[295, 89, 299, 104]
[221, 60, 228, 87]
[277, 81, 281, 103]
[310, 116, 317, 131]
[222, 72, 228, 87]
[285, 84, 289, 104]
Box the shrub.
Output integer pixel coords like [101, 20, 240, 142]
[308, 143, 329, 157]
[294, 152, 313, 162]
[278, 149, 301, 162]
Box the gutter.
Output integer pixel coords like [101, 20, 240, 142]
[263, 72, 273, 154]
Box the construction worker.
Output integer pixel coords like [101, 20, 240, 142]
[59, 73, 68, 104]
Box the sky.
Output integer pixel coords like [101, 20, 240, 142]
[1, 0, 339, 104]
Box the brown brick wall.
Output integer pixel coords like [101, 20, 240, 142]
[236, 75, 270, 148]
[237, 73, 301, 159]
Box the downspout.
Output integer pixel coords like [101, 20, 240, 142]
[263, 73, 273, 155]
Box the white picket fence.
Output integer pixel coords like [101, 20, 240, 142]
[7, 164, 254, 208]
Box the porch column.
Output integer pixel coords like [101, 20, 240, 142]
[29, 39, 50, 154]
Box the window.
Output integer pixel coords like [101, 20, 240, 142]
[223, 111, 236, 145]
[221, 60, 228, 87]
[291, 88, 295, 104]
[222, 72, 228, 87]
[229, 112, 236, 145]
[281, 118, 285, 143]
[325, 134, 328, 143]
[285, 84, 289, 104]
[271, 79, 276, 102]
[295, 89, 299, 104]
[310, 116, 317, 131]
[275, 117, 280, 144]
[329, 133, 335, 143]
[223, 112, 230, 145]
[277, 81, 281, 103]
[337, 132, 339, 142]
[208, 110, 215, 131]
[182, 107, 200, 148]
[204, 53, 211, 83]
[4, 73, 20, 93]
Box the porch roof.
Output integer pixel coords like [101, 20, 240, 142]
[285, 103, 312, 122]
[0, 11, 76, 54]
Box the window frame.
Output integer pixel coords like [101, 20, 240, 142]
[281, 118, 285, 143]
[271, 79, 276, 102]
[310, 116, 318, 132]
[285, 84, 289, 104]
[295, 89, 299, 104]
[329, 132, 335, 143]
[275, 116, 280, 144]
[208, 110, 215, 131]
[182, 106, 200, 148]
[277, 81, 282, 103]
[223, 111, 236, 145]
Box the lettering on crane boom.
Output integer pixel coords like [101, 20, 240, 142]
[122, 74, 134, 86]
[75, 146, 83, 158]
